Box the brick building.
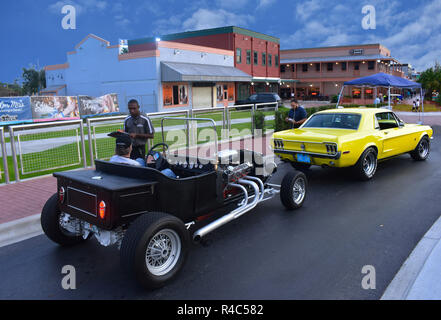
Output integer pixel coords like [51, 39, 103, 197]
[129, 26, 281, 100]
[279, 44, 405, 103]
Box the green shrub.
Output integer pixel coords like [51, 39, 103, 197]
[331, 95, 339, 103]
[253, 110, 265, 134]
[274, 108, 291, 132]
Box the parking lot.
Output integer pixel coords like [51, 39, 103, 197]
[0, 127, 439, 300]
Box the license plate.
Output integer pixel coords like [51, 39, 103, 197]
[296, 154, 311, 163]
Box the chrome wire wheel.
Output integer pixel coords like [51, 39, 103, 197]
[363, 152, 377, 177]
[145, 229, 181, 277]
[293, 177, 306, 205]
[418, 139, 429, 159]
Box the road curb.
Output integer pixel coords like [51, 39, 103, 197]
[0, 214, 42, 248]
[381, 215, 441, 300]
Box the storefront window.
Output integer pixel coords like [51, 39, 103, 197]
[341, 62, 347, 71]
[163, 83, 188, 107]
[327, 63, 333, 71]
[316, 63, 320, 72]
[217, 83, 235, 102]
[302, 64, 308, 72]
[352, 88, 361, 98]
[368, 61, 375, 70]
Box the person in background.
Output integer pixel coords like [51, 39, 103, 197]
[416, 98, 420, 112]
[124, 99, 154, 160]
[285, 99, 307, 129]
[412, 100, 417, 112]
[374, 95, 381, 106]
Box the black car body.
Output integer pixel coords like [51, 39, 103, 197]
[235, 92, 283, 109]
[41, 117, 307, 289]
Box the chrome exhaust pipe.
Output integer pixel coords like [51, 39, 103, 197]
[242, 176, 264, 201]
[193, 178, 261, 241]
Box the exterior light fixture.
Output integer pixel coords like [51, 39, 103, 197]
[336, 62, 339, 65]
[155, 37, 161, 42]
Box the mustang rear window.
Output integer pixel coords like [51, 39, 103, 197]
[303, 113, 361, 130]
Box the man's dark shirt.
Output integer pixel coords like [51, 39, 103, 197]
[123, 114, 154, 147]
[288, 106, 307, 128]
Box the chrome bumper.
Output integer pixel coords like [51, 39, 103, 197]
[273, 149, 342, 160]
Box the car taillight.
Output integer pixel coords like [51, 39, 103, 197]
[59, 187, 65, 203]
[99, 201, 106, 219]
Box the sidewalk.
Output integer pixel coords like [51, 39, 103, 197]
[382, 215, 441, 300]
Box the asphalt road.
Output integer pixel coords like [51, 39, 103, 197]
[1, 127, 440, 300]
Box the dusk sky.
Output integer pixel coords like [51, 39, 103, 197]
[1, 0, 440, 83]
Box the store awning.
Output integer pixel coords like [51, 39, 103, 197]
[161, 61, 252, 82]
[281, 54, 394, 64]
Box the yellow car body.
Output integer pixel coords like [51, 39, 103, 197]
[272, 108, 433, 169]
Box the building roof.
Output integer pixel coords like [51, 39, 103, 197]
[161, 61, 252, 82]
[129, 26, 280, 46]
[281, 54, 395, 64]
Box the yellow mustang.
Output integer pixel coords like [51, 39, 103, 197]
[272, 108, 433, 180]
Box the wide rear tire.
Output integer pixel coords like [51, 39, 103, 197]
[410, 136, 430, 161]
[120, 212, 190, 289]
[280, 171, 307, 210]
[41, 193, 86, 246]
[353, 147, 377, 181]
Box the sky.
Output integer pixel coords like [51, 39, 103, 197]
[1, 0, 440, 83]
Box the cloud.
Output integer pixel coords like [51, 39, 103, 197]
[182, 8, 255, 31]
[257, 0, 277, 9]
[48, 0, 107, 15]
[216, 0, 249, 9]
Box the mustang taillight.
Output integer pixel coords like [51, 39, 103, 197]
[274, 139, 284, 149]
[59, 187, 65, 203]
[99, 201, 106, 219]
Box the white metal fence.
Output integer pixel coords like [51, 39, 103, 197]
[0, 127, 9, 184]
[2, 103, 279, 184]
[8, 120, 87, 182]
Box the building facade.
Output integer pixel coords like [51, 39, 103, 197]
[279, 44, 405, 103]
[43, 34, 251, 113]
[129, 26, 281, 100]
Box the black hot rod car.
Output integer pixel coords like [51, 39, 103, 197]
[41, 117, 308, 289]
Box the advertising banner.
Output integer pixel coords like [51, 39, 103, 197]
[31, 96, 80, 122]
[0, 96, 33, 125]
[78, 93, 119, 118]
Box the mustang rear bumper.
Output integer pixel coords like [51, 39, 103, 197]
[273, 149, 342, 160]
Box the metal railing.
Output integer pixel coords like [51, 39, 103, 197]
[2, 103, 282, 183]
[8, 120, 87, 182]
[0, 127, 9, 184]
[86, 115, 127, 165]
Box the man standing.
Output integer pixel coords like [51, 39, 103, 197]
[124, 99, 154, 160]
[285, 99, 307, 129]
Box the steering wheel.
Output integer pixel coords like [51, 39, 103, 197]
[146, 143, 170, 171]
